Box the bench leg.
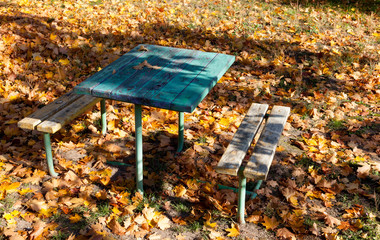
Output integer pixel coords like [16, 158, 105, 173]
[135, 104, 144, 196]
[101, 99, 107, 135]
[250, 180, 263, 199]
[177, 112, 184, 152]
[43, 133, 59, 177]
[237, 171, 246, 224]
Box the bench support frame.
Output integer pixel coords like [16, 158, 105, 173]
[101, 99, 107, 135]
[43, 133, 59, 177]
[216, 103, 290, 224]
[177, 112, 184, 152]
[237, 171, 246, 224]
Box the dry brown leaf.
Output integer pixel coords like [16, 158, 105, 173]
[276, 227, 296, 240]
[310, 222, 319, 236]
[156, 215, 171, 230]
[324, 214, 341, 227]
[262, 215, 279, 230]
[107, 217, 126, 235]
[3, 228, 25, 240]
[28, 199, 48, 212]
[63, 170, 83, 185]
[30, 220, 47, 240]
[142, 205, 156, 222]
[357, 163, 371, 178]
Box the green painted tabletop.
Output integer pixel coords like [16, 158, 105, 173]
[74, 44, 235, 112]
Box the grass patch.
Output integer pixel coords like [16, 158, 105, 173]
[50, 231, 70, 240]
[339, 217, 380, 240]
[327, 119, 346, 131]
[172, 201, 192, 214]
[135, 193, 162, 212]
[0, 193, 18, 214]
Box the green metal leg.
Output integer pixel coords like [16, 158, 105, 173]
[250, 180, 263, 199]
[177, 112, 184, 152]
[101, 99, 107, 135]
[43, 133, 58, 177]
[237, 171, 246, 224]
[217, 184, 257, 197]
[135, 104, 143, 195]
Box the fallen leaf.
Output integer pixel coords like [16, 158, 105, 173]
[107, 217, 126, 235]
[276, 227, 296, 240]
[262, 215, 279, 230]
[30, 220, 47, 240]
[324, 214, 341, 227]
[225, 223, 240, 237]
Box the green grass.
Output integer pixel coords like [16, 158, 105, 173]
[135, 193, 162, 212]
[50, 231, 69, 240]
[337, 193, 360, 209]
[0, 193, 18, 214]
[296, 156, 319, 169]
[187, 220, 203, 232]
[339, 217, 380, 240]
[172, 201, 191, 214]
[328, 119, 346, 131]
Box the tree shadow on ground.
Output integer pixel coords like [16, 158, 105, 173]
[279, 0, 380, 14]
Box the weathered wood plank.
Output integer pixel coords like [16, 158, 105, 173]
[215, 103, 269, 176]
[18, 91, 81, 130]
[91, 45, 181, 99]
[74, 44, 148, 95]
[144, 51, 217, 111]
[243, 106, 290, 180]
[120, 48, 199, 103]
[36, 95, 100, 134]
[169, 53, 235, 112]
[108, 47, 186, 101]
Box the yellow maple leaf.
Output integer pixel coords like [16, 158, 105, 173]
[18, 187, 32, 195]
[112, 207, 122, 216]
[226, 223, 240, 237]
[69, 213, 82, 223]
[219, 117, 231, 127]
[204, 220, 217, 229]
[174, 185, 187, 197]
[39, 208, 55, 218]
[59, 58, 70, 65]
[289, 196, 299, 206]
[100, 176, 110, 186]
[3, 182, 21, 193]
[262, 215, 279, 230]
[50, 33, 57, 41]
[3, 213, 13, 220]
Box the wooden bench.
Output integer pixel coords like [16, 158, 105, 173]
[215, 103, 290, 224]
[18, 90, 106, 177]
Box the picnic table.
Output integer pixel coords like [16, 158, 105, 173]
[74, 44, 235, 195]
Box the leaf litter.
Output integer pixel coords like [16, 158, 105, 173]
[0, 0, 379, 239]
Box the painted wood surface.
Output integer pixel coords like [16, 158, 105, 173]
[74, 44, 235, 112]
[215, 104, 269, 176]
[36, 95, 100, 134]
[18, 91, 81, 130]
[243, 106, 290, 180]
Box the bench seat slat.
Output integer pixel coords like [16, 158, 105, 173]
[243, 106, 290, 180]
[215, 103, 269, 176]
[18, 91, 82, 130]
[36, 95, 100, 134]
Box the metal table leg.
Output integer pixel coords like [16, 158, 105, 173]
[101, 99, 107, 135]
[237, 170, 246, 224]
[135, 104, 144, 195]
[43, 133, 58, 177]
[177, 112, 184, 152]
